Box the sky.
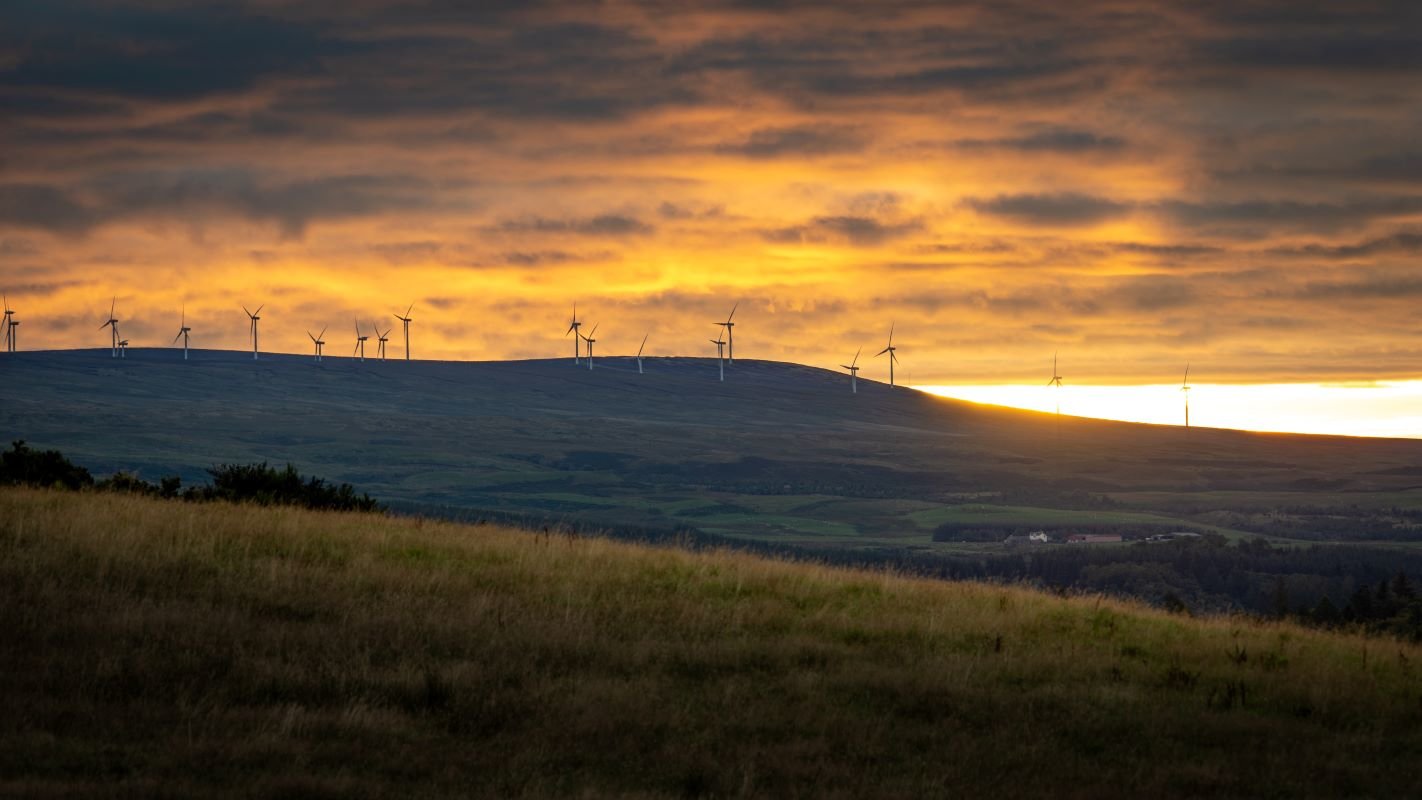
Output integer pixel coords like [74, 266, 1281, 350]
[2, 1, 1420, 431]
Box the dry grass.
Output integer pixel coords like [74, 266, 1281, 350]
[2, 487, 1421, 798]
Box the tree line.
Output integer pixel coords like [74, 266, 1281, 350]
[0, 441, 381, 513]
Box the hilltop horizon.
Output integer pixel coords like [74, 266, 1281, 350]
[10, 345, 1420, 441]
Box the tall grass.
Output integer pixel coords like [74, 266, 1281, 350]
[2, 487, 1420, 798]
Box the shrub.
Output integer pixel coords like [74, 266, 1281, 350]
[0, 440, 94, 490]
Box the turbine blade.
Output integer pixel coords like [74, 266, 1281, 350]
[638, 333, 648, 357]
[1183, 363, 1190, 385]
[405, 304, 413, 318]
[852, 346, 862, 367]
[588, 323, 599, 336]
[887, 322, 894, 347]
[243, 305, 252, 317]
[319, 326, 327, 339]
[875, 347, 889, 356]
[727, 301, 739, 322]
[173, 330, 183, 343]
[308, 330, 317, 343]
[254, 304, 264, 316]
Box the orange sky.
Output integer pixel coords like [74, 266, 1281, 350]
[2, 1, 1421, 386]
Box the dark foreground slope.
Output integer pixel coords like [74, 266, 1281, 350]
[3, 488, 1420, 798]
[3, 349, 1421, 547]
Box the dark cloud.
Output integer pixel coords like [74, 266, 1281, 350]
[1295, 273, 1422, 300]
[1157, 196, 1422, 234]
[493, 214, 654, 237]
[369, 241, 444, 264]
[0, 171, 442, 237]
[761, 216, 923, 246]
[1107, 276, 1197, 312]
[657, 202, 725, 220]
[967, 193, 1132, 226]
[500, 250, 615, 266]
[1269, 232, 1422, 260]
[954, 128, 1126, 153]
[714, 125, 869, 158]
[1201, 33, 1422, 72]
[0, 184, 96, 234]
[1, 2, 348, 100]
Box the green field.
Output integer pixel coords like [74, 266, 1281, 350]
[4, 487, 1421, 798]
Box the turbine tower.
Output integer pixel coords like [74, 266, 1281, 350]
[308, 326, 326, 362]
[100, 298, 120, 358]
[636, 333, 648, 374]
[173, 306, 192, 360]
[841, 347, 862, 394]
[7, 317, 17, 353]
[875, 324, 899, 387]
[578, 323, 599, 370]
[566, 303, 583, 364]
[716, 302, 739, 364]
[394, 304, 413, 361]
[1181, 363, 1192, 429]
[243, 304, 263, 360]
[376, 326, 391, 361]
[354, 320, 368, 362]
[1047, 352, 1064, 417]
[710, 331, 726, 382]
[2, 294, 13, 353]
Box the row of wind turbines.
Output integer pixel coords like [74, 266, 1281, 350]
[93, 298, 418, 364]
[11, 294, 1199, 428]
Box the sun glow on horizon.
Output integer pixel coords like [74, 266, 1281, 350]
[916, 382, 1422, 440]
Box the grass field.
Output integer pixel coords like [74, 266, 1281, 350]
[4, 488, 1421, 798]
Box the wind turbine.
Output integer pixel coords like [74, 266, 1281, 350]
[393, 304, 413, 361]
[716, 302, 739, 364]
[1181, 363, 1192, 429]
[875, 324, 899, 387]
[308, 326, 327, 362]
[2, 294, 13, 353]
[636, 333, 648, 374]
[1047, 352, 1064, 417]
[243, 304, 263, 360]
[710, 330, 726, 382]
[117, 338, 129, 358]
[566, 303, 583, 364]
[173, 306, 192, 360]
[354, 320, 368, 362]
[842, 347, 862, 394]
[376, 325, 391, 361]
[100, 298, 120, 358]
[578, 323, 599, 370]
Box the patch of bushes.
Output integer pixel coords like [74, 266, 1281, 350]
[0, 441, 380, 513]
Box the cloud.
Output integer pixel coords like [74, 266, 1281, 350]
[954, 128, 1126, 153]
[1157, 196, 1422, 235]
[966, 193, 1132, 226]
[2, 2, 348, 100]
[1269, 232, 1422, 260]
[714, 125, 869, 158]
[761, 215, 923, 246]
[500, 250, 616, 266]
[493, 214, 654, 237]
[0, 170, 443, 238]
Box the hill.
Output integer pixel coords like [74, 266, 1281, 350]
[2, 487, 1420, 797]
[4, 348, 1421, 553]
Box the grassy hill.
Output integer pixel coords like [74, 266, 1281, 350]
[4, 348, 1421, 552]
[4, 487, 1421, 798]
